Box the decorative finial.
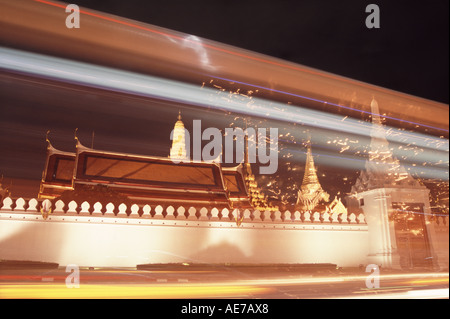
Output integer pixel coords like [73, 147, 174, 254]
[74, 128, 79, 142]
[178, 110, 182, 121]
[45, 130, 54, 150]
[305, 130, 312, 148]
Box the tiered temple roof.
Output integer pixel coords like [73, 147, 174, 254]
[39, 113, 276, 211]
[39, 138, 239, 209]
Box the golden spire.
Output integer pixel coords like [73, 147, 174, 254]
[296, 139, 330, 211]
[170, 111, 188, 161]
[301, 140, 320, 188]
[240, 119, 277, 212]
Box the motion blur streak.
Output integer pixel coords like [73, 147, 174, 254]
[208, 75, 448, 132]
[0, 272, 446, 299]
[1, 47, 447, 180]
[0, 0, 447, 132]
[235, 271, 449, 286]
[28, 0, 449, 118]
[342, 289, 449, 299]
[406, 289, 449, 299]
[286, 147, 448, 181]
[0, 284, 272, 299]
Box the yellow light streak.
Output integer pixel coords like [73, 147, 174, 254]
[0, 283, 272, 299]
[1, 272, 446, 299]
[408, 278, 449, 285]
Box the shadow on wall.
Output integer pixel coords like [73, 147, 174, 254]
[0, 221, 61, 264]
[190, 241, 251, 264]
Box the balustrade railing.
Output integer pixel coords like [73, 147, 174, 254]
[0, 196, 391, 225]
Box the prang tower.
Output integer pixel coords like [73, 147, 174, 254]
[348, 98, 439, 270]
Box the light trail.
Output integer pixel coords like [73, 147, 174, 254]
[340, 288, 449, 299]
[29, 0, 450, 124]
[232, 271, 449, 287]
[208, 75, 449, 132]
[284, 147, 449, 180]
[0, 271, 447, 299]
[1, 47, 446, 180]
[1, 0, 446, 138]
[28, 0, 404, 91]
[0, 283, 272, 299]
[1, 47, 447, 152]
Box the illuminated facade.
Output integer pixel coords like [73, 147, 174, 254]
[0, 103, 446, 270]
[0, 1, 447, 275]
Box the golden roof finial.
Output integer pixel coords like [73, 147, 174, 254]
[45, 130, 55, 151]
[177, 110, 182, 121]
[74, 128, 79, 143]
[302, 142, 319, 187]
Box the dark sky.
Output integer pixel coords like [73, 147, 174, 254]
[71, 0, 449, 104]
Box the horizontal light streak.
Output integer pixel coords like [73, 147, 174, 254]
[208, 75, 448, 132]
[285, 147, 448, 180]
[0, 283, 272, 299]
[342, 288, 449, 299]
[1, 271, 446, 299]
[0, 47, 447, 180]
[30, 0, 450, 120]
[234, 271, 449, 287]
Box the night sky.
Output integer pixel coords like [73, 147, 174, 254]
[70, 0, 449, 104]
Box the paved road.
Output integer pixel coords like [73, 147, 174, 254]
[0, 264, 448, 299]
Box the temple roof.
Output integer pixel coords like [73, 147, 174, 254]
[39, 136, 250, 209]
[74, 139, 224, 189]
[39, 113, 278, 211]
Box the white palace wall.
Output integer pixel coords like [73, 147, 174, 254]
[0, 197, 369, 268]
